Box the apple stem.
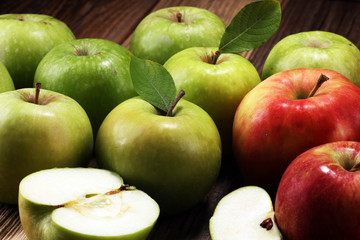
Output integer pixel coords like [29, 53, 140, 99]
[260, 217, 273, 230]
[34, 82, 41, 104]
[119, 184, 135, 191]
[211, 50, 221, 64]
[105, 184, 136, 195]
[166, 89, 185, 117]
[176, 12, 182, 22]
[307, 74, 329, 98]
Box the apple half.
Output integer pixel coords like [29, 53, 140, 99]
[19, 168, 160, 240]
[210, 186, 282, 240]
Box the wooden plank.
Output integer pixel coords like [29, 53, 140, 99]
[0, 203, 25, 239]
[0, 0, 359, 239]
[0, 0, 159, 43]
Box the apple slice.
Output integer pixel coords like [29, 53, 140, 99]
[19, 168, 160, 240]
[209, 186, 282, 240]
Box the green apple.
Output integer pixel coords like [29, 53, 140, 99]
[262, 31, 360, 86]
[0, 14, 75, 88]
[19, 168, 160, 240]
[164, 47, 260, 155]
[95, 96, 222, 215]
[0, 61, 14, 93]
[0, 86, 93, 204]
[35, 38, 137, 136]
[210, 186, 282, 240]
[130, 6, 226, 64]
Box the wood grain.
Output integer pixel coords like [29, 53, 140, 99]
[0, 0, 359, 239]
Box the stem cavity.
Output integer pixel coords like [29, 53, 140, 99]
[260, 217, 273, 231]
[307, 74, 329, 98]
[166, 90, 185, 117]
[349, 162, 360, 172]
[73, 45, 88, 56]
[34, 82, 41, 104]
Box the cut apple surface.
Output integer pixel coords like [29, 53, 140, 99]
[19, 168, 160, 240]
[209, 186, 282, 240]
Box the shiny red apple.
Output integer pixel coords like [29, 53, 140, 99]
[233, 68, 360, 195]
[275, 141, 360, 240]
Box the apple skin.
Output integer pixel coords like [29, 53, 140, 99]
[0, 61, 14, 93]
[164, 47, 261, 156]
[130, 6, 226, 64]
[21, 200, 155, 240]
[275, 141, 360, 240]
[35, 38, 137, 136]
[19, 168, 159, 240]
[0, 89, 93, 204]
[46, 222, 156, 240]
[262, 31, 360, 86]
[95, 97, 222, 215]
[0, 14, 75, 89]
[233, 68, 360, 196]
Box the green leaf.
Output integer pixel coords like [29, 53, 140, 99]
[130, 56, 176, 113]
[219, 0, 281, 53]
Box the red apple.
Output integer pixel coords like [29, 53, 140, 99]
[275, 141, 360, 240]
[232, 68, 360, 195]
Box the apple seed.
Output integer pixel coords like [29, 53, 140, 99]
[260, 217, 273, 230]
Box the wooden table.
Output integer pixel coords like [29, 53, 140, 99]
[0, 0, 359, 239]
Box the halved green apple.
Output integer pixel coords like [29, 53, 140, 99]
[19, 168, 160, 240]
[209, 186, 282, 240]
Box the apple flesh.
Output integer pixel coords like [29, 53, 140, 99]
[0, 88, 93, 204]
[164, 47, 261, 156]
[210, 186, 282, 240]
[0, 61, 14, 93]
[130, 6, 226, 64]
[233, 68, 360, 195]
[0, 14, 75, 88]
[96, 97, 222, 215]
[262, 31, 360, 86]
[275, 141, 360, 240]
[35, 38, 137, 136]
[19, 168, 160, 240]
